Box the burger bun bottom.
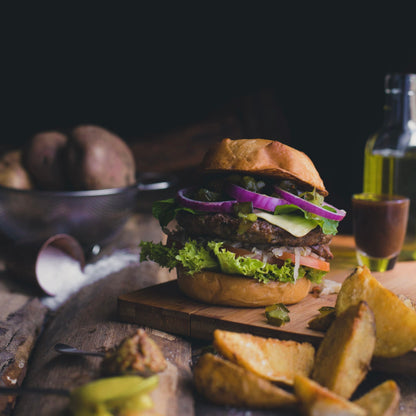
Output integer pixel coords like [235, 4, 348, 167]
[176, 268, 311, 307]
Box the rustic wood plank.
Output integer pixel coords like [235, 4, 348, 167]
[0, 289, 48, 415]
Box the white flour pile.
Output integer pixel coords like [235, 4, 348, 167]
[39, 246, 140, 310]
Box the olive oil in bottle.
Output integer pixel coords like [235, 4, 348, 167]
[363, 73, 416, 259]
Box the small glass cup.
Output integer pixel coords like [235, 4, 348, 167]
[352, 193, 409, 272]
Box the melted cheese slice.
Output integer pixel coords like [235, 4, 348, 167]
[255, 211, 317, 237]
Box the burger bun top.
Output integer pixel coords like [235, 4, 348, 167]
[201, 138, 327, 196]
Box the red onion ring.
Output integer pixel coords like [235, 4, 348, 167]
[227, 183, 288, 212]
[177, 187, 236, 213]
[274, 187, 346, 221]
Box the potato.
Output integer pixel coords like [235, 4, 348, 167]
[311, 301, 376, 399]
[66, 125, 136, 190]
[335, 265, 416, 357]
[193, 353, 296, 409]
[22, 131, 68, 190]
[354, 380, 400, 416]
[0, 150, 33, 190]
[294, 375, 366, 416]
[213, 329, 315, 385]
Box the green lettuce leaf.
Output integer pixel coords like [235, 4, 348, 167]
[139, 240, 217, 274]
[175, 241, 218, 274]
[274, 204, 339, 235]
[139, 241, 179, 270]
[208, 241, 301, 283]
[307, 268, 327, 283]
[139, 240, 325, 284]
[152, 199, 195, 227]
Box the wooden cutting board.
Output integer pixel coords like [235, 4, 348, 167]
[117, 235, 416, 374]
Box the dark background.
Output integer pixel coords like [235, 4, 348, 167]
[2, 7, 416, 234]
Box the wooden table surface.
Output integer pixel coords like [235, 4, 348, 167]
[0, 213, 415, 415]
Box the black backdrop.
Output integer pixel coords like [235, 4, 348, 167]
[2, 8, 416, 233]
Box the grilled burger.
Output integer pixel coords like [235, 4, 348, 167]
[140, 138, 346, 307]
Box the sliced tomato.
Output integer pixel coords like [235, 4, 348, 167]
[222, 244, 330, 272]
[277, 252, 330, 272]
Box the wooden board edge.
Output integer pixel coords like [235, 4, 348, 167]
[188, 310, 323, 345]
[117, 297, 192, 338]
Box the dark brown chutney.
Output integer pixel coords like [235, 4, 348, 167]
[352, 193, 409, 258]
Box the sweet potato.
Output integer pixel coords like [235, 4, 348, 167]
[311, 301, 376, 399]
[213, 329, 315, 385]
[193, 353, 296, 409]
[335, 265, 416, 357]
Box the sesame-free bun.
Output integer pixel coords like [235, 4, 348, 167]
[202, 138, 327, 196]
[176, 267, 311, 307]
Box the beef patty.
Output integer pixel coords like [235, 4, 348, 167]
[176, 211, 333, 247]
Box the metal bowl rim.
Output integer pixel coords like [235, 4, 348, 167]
[0, 171, 176, 198]
[0, 182, 140, 198]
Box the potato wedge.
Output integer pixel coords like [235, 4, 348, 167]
[311, 301, 376, 399]
[294, 375, 366, 416]
[213, 329, 315, 385]
[354, 380, 400, 416]
[193, 353, 296, 409]
[336, 265, 416, 357]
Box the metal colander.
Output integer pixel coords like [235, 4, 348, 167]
[0, 173, 173, 250]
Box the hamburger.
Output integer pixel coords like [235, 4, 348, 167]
[140, 138, 346, 307]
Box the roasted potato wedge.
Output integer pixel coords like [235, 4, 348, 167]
[294, 375, 366, 416]
[193, 353, 296, 409]
[354, 380, 400, 416]
[336, 265, 416, 357]
[311, 301, 376, 399]
[213, 329, 315, 385]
